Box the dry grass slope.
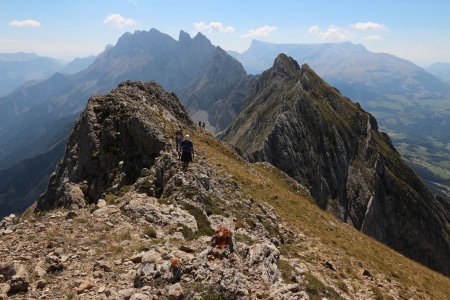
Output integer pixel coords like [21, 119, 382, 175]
[193, 132, 450, 299]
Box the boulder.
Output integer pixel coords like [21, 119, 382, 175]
[62, 183, 86, 209]
[168, 283, 183, 300]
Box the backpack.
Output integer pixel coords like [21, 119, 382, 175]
[182, 140, 193, 153]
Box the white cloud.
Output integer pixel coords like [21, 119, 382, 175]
[103, 14, 136, 29]
[308, 25, 320, 35]
[241, 25, 277, 38]
[363, 35, 382, 41]
[9, 19, 41, 28]
[308, 25, 351, 41]
[320, 26, 352, 41]
[0, 38, 23, 43]
[193, 22, 235, 33]
[351, 22, 388, 31]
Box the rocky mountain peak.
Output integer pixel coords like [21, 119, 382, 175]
[178, 30, 191, 44]
[223, 56, 450, 276]
[271, 53, 301, 77]
[36, 80, 193, 211]
[193, 31, 212, 47]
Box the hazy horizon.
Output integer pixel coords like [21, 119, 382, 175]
[1, 0, 450, 67]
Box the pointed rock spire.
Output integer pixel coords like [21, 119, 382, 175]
[272, 53, 301, 77]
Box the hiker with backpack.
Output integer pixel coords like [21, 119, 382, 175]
[175, 128, 183, 153]
[180, 134, 194, 171]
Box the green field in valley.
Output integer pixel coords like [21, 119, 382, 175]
[362, 95, 450, 201]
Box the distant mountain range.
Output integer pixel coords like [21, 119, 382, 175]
[0, 53, 97, 97]
[58, 55, 97, 74]
[427, 62, 450, 83]
[0, 53, 64, 97]
[229, 40, 450, 100]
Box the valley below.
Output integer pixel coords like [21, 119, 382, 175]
[363, 95, 450, 200]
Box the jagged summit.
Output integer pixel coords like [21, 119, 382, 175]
[36, 81, 193, 211]
[271, 54, 301, 77]
[178, 30, 191, 43]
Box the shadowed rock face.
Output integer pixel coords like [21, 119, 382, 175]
[181, 47, 254, 131]
[36, 81, 193, 211]
[223, 54, 450, 275]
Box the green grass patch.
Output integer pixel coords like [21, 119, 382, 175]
[114, 230, 131, 242]
[336, 280, 348, 293]
[143, 225, 157, 238]
[277, 259, 295, 283]
[203, 195, 224, 216]
[182, 203, 214, 237]
[104, 193, 118, 205]
[235, 233, 257, 245]
[305, 272, 343, 300]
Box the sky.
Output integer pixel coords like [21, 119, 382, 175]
[1, 0, 449, 67]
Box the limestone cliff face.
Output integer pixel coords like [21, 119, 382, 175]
[36, 81, 194, 211]
[223, 54, 450, 275]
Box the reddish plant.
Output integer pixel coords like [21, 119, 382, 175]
[170, 257, 182, 268]
[212, 227, 232, 249]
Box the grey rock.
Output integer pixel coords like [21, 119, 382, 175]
[62, 183, 86, 209]
[97, 199, 107, 208]
[119, 288, 136, 300]
[34, 266, 46, 277]
[142, 250, 162, 264]
[324, 260, 337, 272]
[168, 283, 183, 300]
[36, 81, 194, 211]
[45, 255, 64, 273]
[130, 293, 151, 300]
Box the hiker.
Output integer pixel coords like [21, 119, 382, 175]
[180, 134, 194, 171]
[198, 121, 202, 128]
[175, 128, 183, 153]
[202, 122, 206, 131]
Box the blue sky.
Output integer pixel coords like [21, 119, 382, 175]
[1, 0, 449, 66]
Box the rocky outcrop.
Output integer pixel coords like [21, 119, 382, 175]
[36, 80, 193, 211]
[223, 54, 450, 275]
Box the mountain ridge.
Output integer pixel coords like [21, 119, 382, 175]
[0, 53, 65, 97]
[223, 54, 450, 276]
[230, 39, 450, 99]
